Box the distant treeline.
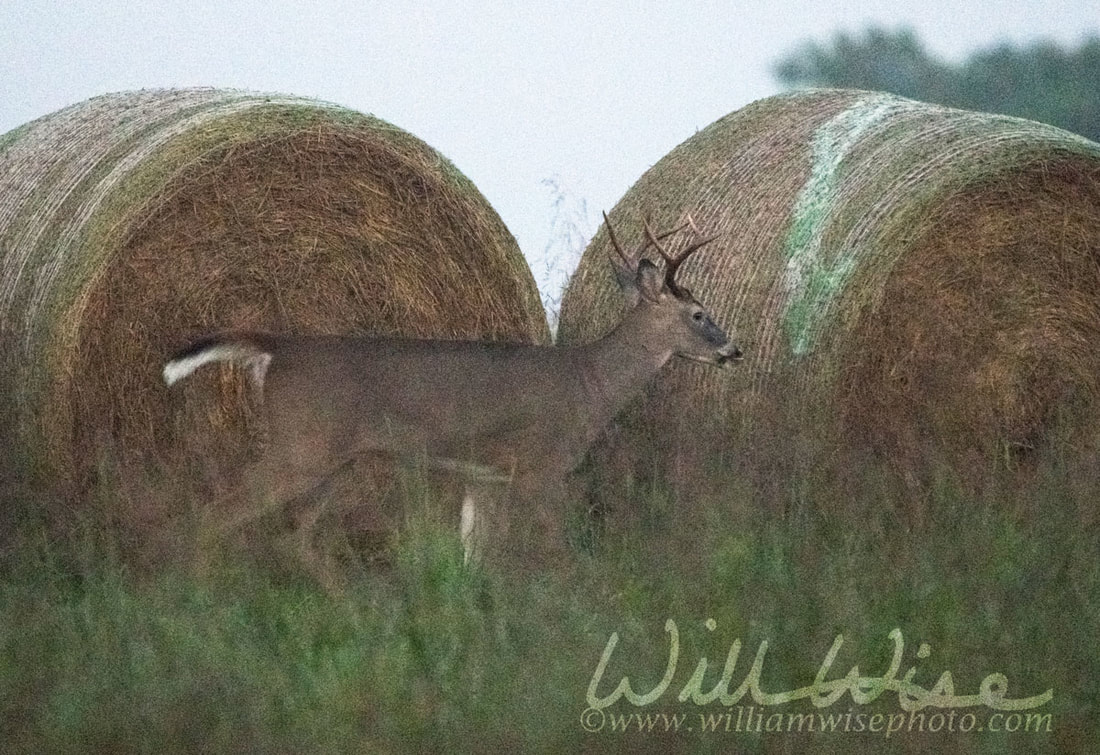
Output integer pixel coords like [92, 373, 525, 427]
[774, 28, 1100, 142]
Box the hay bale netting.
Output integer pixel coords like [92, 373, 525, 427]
[559, 89, 1100, 490]
[0, 88, 549, 514]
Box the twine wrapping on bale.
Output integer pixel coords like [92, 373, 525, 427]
[559, 89, 1100, 488]
[0, 89, 549, 519]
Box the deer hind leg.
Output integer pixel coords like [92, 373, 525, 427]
[278, 457, 367, 592]
[201, 449, 355, 589]
[203, 455, 321, 537]
[194, 455, 321, 581]
[285, 479, 348, 595]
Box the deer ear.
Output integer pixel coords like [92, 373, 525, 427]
[608, 254, 642, 306]
[610, 259, 637, 293]
[636, 259, 665, 303]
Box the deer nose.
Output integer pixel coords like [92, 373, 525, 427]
[718, 343, 743, 365]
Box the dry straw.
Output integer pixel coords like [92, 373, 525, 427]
[559, 89, 1100, 486]
[0, 88, 548, 513]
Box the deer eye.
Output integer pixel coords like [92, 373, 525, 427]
[692, 311, 704, 322]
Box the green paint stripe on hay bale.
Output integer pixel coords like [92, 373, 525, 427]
[779, 91, 1100, 359]
[0, 88, 548, 497]
[559, 89, 1100, 479]
[782, 94, 910, 355]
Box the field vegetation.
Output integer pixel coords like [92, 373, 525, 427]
[0, 435, 1093, 754]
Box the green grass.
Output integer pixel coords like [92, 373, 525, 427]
[0, 458, 1095, 753]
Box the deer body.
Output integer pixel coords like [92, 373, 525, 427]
[181, 331, 665, 482]
[165, 216, 740, 576]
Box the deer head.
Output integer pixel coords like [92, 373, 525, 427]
[605, 213, 742, 366]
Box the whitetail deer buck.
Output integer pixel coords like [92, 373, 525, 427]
[164, 214, 740, 579]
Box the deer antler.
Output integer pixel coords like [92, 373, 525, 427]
[604, 212, 687, 276]
[643, 213, 718, 294]
[603, 211, 634, 275]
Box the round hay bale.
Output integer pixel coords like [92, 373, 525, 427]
[0, 88, 549, 509]
[559, 89, 1100, 488]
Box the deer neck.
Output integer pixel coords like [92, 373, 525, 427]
[575, 308, 673, 436]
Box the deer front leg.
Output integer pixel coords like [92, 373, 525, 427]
[503, 472, 570, 566]
[460, 488, 480, 565]
[458, 479, 507, 566]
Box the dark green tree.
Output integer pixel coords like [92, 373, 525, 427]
[774, 28, 1100, 141]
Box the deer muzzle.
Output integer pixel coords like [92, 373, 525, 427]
[716, 343, 744, 366]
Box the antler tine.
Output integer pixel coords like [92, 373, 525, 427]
[685, 213, 703, 242]
[679, 214, 719, 259]
[641, 217, 690, 260]
[643, 217, 690, 291]
[605, 212, 686, 272]
[603, 211, 634, 271]
[644, 214, 718, 292]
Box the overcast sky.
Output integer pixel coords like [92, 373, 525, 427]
[3, 1, 1097, 302]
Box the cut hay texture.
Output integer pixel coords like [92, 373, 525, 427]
[0, 88, 548, 526]
[558, 89, 1100, 491]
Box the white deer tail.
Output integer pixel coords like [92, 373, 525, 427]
[163, 334, 274, 388]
